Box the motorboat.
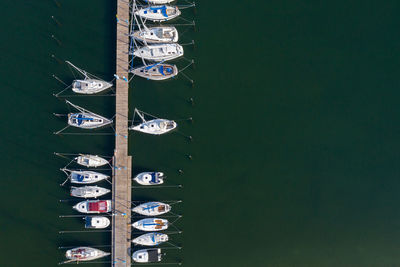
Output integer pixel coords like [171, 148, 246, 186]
[134, 5, 181, 22]
[132, 233, 168, 246]
[73, 200, 112, 214]
[66, 170, 109, 184]
[132, 44, 183, 62]
[132, 218, 168, 231]
[71, 186, 110, 198]
[130, 118, 177, 135]
[75, 154, 108, 167]
[66, 61, 113, 94]
[133, 172, 164, 185]
[132, 248, 162, 263]
[130, 63, 178, 81]
[84, 216, 110, 229]
[132, 202, 171, 216]
[65, 247, 110, 262]
[132, 26, 178, 44]
[68, 113, 112, 129]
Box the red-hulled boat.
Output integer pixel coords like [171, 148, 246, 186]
[73, 200, 112, 214]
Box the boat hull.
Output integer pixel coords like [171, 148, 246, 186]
[68, 113, 112, 129]
[131, 119, 177, 135]
[132, 27, 179, 44]
[132, 44, 183, 62]
[133, 172, 164, 186]
[132, 233, 168, 246]
[73, 200, 112, 214]
[69, 171, 109, 184]
[135, 6, 181, 22]
[132, 202, 171, 216]
[132, 249, 162, 263]
[72, 79, 112, 94]
[84, 216, 110, 229]
[75, 155, 108, 167]
[131, 64, 178, 81]
[71, 186, 110, 198]
[132, 218, 168, 231]
[65, 247, 110, 262]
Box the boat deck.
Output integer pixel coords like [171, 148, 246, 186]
[112, 0, 131, 266]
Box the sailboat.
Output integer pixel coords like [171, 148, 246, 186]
[132, 43, 183, 61]
[134, 5, 181, 22]
[132, 218, 169, 231]
[131, 62, 178, 81]
[71, 186, 110, 198]
[132, 26, 179, 44]
[133, 172, 165, 185]
[147, 0, 175, 4]
[132, 202, 171, 216]
[66, 61, 113, 94]
[64, 247, 110, 262]
[132, 248, 162, 263]
[132, 232, 168, 246]
[75, 154, 109, 167]
[129, 109, 177, 135]
[62, 169, 109, 184]
[73, 200, 112, 214]
[66, 101, 113, 129]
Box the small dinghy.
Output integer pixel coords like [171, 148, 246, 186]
[132, 248, 162, 263]
[132, 26, 178, 44]
[135, 5, 181, 22]
[65, 247, 110, 262]
[66, 61, 113, 95]
[71, 186, 110, 198]
[132, 202, 171, 216]
[129, 109, 177, 135]
[84, 216, 110, 229]
[132, 232, 168, 246]
[73, 200, 112, 214]
[75, 154, 108, 167]
[134, 172, 164, 185]
[132, 218, 169, 231]
[131, 63, 178, 81]
[132, 44, 183, 62]
[66, 101, 112, 129]
[64, 169, 109, 184]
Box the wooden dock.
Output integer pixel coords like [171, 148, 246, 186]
[112, 0, 131, 266]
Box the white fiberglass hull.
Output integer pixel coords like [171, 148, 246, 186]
[84, 216, 110, 229]
[68, 113, 112, 129]
[132, 233, 168, 246]
[131, 64, 178, 81]
[132, 248, 162, 263]
[132, 44, 183, 62]
[73, 200, 112, 214]
[132, 202, 171, 216]
[132, 218, 168, 231]
[130, 119, 177, 135]
[71, 186, 110, 198]
[147, 0, 175, 4]
[75, 155, 108, 167]
[65, 247, 110, 262]
[69, 171, 109, 184]
[132, 27, 178, 44]
[135, 6, 181, 22]
[72, 79, 112, 94]
[134, 172, 164, 185]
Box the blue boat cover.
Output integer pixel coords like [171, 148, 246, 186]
[73, 114, 94, 125]
[76, 174, 84, 182]
[159, 66, 166, 76]
[149, 6, 168, 17]
[150, 172, 159, 184]
[143, 204, 159, 211]
[85, 217, 92, 227]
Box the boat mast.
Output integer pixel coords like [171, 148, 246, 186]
[134, 108, 146, 123]
[65, 61, 89, 79]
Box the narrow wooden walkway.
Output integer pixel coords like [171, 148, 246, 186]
[112, 0, 131, 266]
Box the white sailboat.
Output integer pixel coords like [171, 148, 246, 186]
[129, 109, 177, 135]
[66, 61, 113, 94]
[134, 172, 165, 185]
[71, 186, 110, 198]
[66, 101, 113, 129]
[132, 26, 179, 44]
[147, 0, 175, 4]
[73, 200, 112, 214]
[63, 169, 109, 184]
[132, 248, 162, 263]
[84, 216, 110, 229]
[132, 202, 171, 216]
[132, 232, 168, 246]
[64, 247, 110, 262]
[130, 62, 178, 81]
[134, 5, 181, 22]
[132, 43, 183, 62]
[132, 218, 169, 231]
[75, 154, 109, 167]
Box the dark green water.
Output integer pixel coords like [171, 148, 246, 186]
[1, 0, 400, 266]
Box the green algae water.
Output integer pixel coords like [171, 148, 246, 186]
[1, 0, 400, 266]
